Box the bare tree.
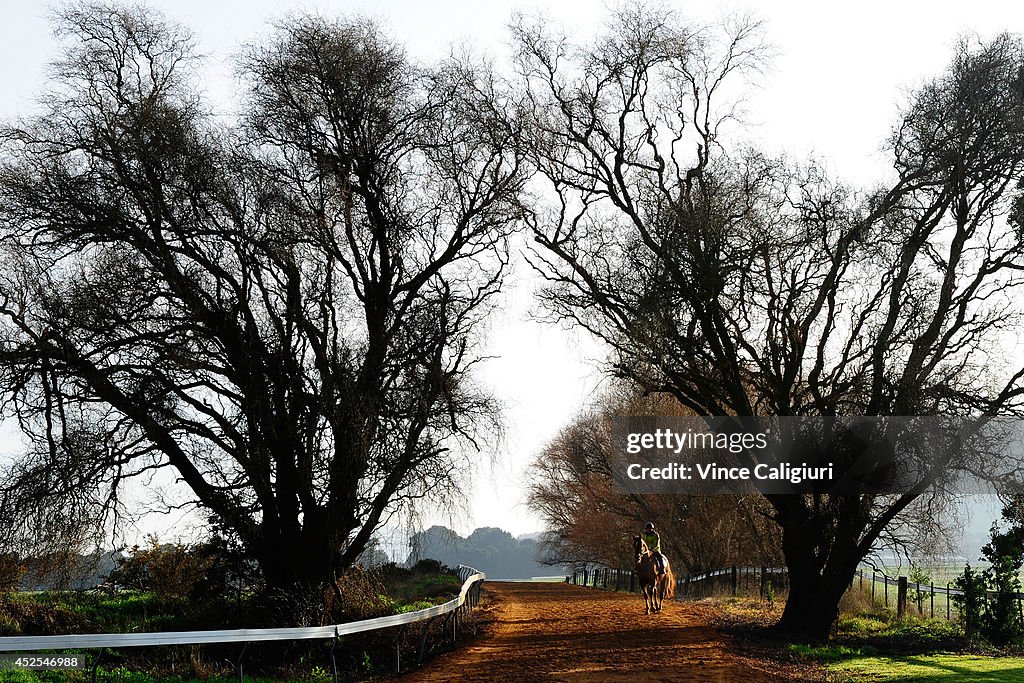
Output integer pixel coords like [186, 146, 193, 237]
[0, 2, 524, 592]
[514, 3, 1024, 637]
[528, 386, 781, 573]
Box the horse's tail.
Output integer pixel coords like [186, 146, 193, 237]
[663, 565, 676, 599]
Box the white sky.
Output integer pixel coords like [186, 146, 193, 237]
[1, 1, 1022, 548]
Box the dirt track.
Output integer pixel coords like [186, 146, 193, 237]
[403, 581, 787, 682]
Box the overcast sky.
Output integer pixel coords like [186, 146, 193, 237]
[1, 1, 1022, 549]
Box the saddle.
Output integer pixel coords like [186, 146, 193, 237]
[649, 551, 667, 575]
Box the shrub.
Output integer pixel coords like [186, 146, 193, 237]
[411, 558, 445, 575]
[908, 563, 932, 612]
[325, 567, 394, 622]
[0, 553, 26, 592]
[107, 534, 255, 602]
[951, 497, 1024, 646]
[0, 594, 92, 636]
[979, 497, 1024, 645]
[108, 537, 214, 599]
[952, 564, 986, 640]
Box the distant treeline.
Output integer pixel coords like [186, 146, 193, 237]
[407, 526, 564, 580]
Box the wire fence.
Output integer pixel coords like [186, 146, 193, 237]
[0, 565, 486, 681]
[568, 563, 1015, 622]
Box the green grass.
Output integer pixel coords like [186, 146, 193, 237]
[0, 566, 466, 680]
[395, 598, 444, 613]
[388, 571, 461, 607]
[835, 613, 961, 650]
[790, 643, 1024, 681]
[791, 619, 1024, 681]
[0, 671, 310, 683]
[0, 591, 196, 636]
[829, 653, 1024, 681]
[789, 643, 872, 663]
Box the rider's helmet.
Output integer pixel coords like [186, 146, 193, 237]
[645, 522, 655, 531]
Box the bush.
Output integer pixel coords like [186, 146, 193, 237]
[0, 594, 93, 636]
[953, 564, 987, 640]
[107, 534, 254, 602]
[0, 553, 26, 592]
[411, 558, 445, 575]
[325, 567, 394, 622]
[908, 563, 931, 611]
[249, 566, 395, 629]
[951, 497, 1024, 646]
[979, 498, 1024, 645]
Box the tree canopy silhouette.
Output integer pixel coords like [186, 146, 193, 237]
[513, 4, 1024, 637]
[0, 2, 524, 590]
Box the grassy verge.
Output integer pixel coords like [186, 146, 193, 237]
[705, 585, 1024, 681]
[0, 562, 470, 681]
[793, 648, 1024, 681]
[0, 670, 312, 683]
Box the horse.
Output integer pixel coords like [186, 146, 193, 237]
[634, 536, 675, 614]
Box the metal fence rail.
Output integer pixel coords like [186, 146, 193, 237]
[685, 565, 1024, 600]
[0, 564, 486, 679]
[569, 562, 1022, 623]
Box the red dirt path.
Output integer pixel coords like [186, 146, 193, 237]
[402, 581, 789, 682]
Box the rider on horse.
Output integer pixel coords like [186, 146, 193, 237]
[641, 522, 667, 575]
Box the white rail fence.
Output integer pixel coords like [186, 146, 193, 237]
[0, 564, 485, 681]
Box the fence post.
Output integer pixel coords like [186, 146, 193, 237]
[731, 565, 738, 596]
[416, 619, 431, 665]
[236, 642, 249, 683]
[395, 624, 406, 673]
[330, 635, 340, 683]
[885, 576, 889, 607]
[897, 576, 908, 619]
[90, 650, 104, 683]
[930, 582, 934, 619]
[872, 572, 876, 602]
[947, 582, 951, 620]
[760, 566, 767, 599]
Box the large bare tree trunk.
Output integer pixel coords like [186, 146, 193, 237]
[773, 499, 862, 638]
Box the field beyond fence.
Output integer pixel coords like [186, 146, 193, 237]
[567, 564, 998, 623]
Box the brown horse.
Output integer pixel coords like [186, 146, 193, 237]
[634, 536, 675, 614]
